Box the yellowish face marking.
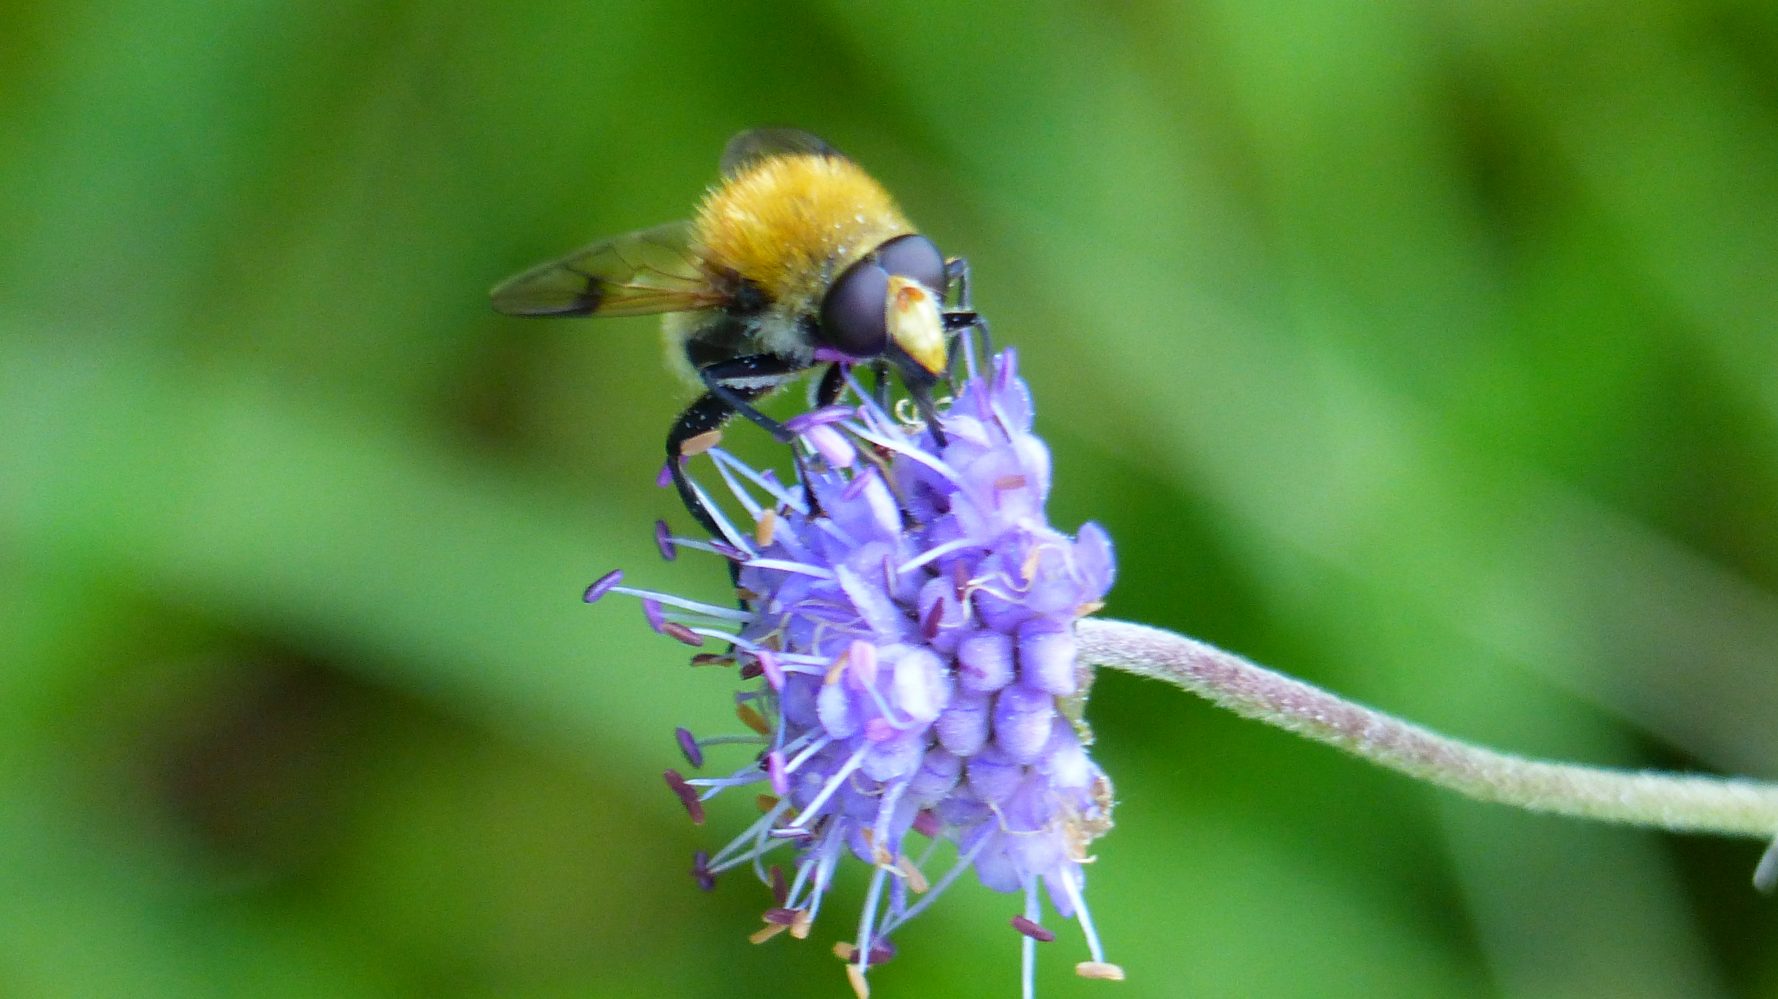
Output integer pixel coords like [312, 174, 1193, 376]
[884, 275, 947, 375]
[691, 154, 914, 316]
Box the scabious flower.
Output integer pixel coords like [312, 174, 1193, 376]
[586, 348, 1121, 997]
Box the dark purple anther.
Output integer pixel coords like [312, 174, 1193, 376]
[642, 599, 666, 633]
[675, 726, 704, 768]
[756, 649, 784, 690]
[769, 865, 788, 905]
[691, 850, 716, 891]
[654, 519, 678, 561]
[656, 460, 675, 489]
[661, 621, 704, 647]
[920, 599, 944, 641]
[582, 570, 622, 603]
[911, 809, 941, 838]
[738, 658, 763, 680]
[762, 907, 800, 925]
[1011, 915, 1055, 942]
[663, 769, 706, 825]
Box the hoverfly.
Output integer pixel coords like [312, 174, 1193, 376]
[491, 128, 981, 536]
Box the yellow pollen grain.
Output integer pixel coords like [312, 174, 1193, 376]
[679, 429, 723, 457]
[832, 942, 857, 961]
[897, 855, 929, 893]
[736, 703, 771, 735]
[790, 909, 812, 939]
[755, 794, 778, 813]
[1076, 961, 1126, 981]
[846, 964, 871, 999]
[750, 923, 788, 945]
[825, 647, 850, 685]
[755, 507, 777, 546]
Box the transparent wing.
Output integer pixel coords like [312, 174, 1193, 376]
[489, 221, 724, 318]
[718, 127, 843, 178]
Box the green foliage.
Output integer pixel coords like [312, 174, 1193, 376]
[3, 1, 1775, 995]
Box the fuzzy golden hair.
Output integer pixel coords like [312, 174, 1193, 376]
[691, 154, 914, 316]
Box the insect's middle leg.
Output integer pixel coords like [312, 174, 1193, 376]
[697, 353, 805, 443]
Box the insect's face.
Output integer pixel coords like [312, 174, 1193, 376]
[816, 233, 949, 377]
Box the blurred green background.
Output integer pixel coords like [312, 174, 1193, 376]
[4, 1, 1777, 996]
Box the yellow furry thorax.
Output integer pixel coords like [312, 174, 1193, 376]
[691, 154, 915, 315]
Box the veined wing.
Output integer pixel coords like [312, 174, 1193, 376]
[718, 127, 843, 178]
[489, 221, 723, 318]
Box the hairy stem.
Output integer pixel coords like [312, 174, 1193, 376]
[1076, 618, 1778, 841]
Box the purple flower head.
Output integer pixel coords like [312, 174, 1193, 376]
[591, 349, 1121, 996]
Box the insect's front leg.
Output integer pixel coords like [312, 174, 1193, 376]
[941, 255, 991, 376]
[944, 255, 974, 311]
[815, 362, 847, 408]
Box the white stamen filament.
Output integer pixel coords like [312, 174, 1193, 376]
[703, 448, 765, 520]
[683, 475, 755, 555]
[707, 798, 794, 871]
[878, 833, 993, 933]
[869, 781, 909, 866]
[707, 448, 810, 514]
[783, 735, 834, 776]
[1056, 866, 1106, 964]
[854, 864, 891, 981]
[789, 746, 869, 828]
[845, 426, 965, 490]
[896, 535, 984, 576]
[608, 586, 751, 621]
[804, 835, 843, 925]
[744, 557, 836, 579]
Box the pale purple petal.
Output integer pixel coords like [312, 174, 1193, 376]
[1019, 622, 1078, 696]
[992, 683, 1055, 764]
[957, 629, 1014, 693]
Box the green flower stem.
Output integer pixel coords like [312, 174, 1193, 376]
[1076, 618, 1778, 848]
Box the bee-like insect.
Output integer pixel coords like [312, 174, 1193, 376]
[491, 128, 981, 535]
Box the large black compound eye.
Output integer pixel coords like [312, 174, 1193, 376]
[818, 259, 890, 357]
[875, 234, 946, 293]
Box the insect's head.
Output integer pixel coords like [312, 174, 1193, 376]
[817, 234, 949, 382]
